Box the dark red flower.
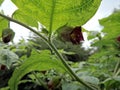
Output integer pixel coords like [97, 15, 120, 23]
[2, 28, 15, 43]
[2, 33, 13, 43]
[70, 26, 84, 44]
[0, 65, 6, 70]
[117, 36, 120, 42]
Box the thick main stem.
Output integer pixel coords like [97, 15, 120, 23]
[0, 13, 98, 90]
[49, 43, 99, 90]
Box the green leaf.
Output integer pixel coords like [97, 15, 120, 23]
[12, 0, 101, 31]
[113, 76, 120, 82]
[12, 9, 38, 27]
[8, 50, 65, 90]
[99, 11, 120, 40]
[0, 86, 10, 90]
[0, 0, 4, 6]
[91, 11, 120, 50]
[87, 31, 101, 40]
[0, 49, 19, 68]
[0, 17, 8, 37]
[103, 76, 120, 89]
[62, 81, 87, 90]
[80, 76, 100, 85]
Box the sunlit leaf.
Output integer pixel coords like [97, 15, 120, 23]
[0, 0, 4, 6]
[99, 11, 120, 41]
[8, 50, 65, 90]
[91, 11, 120, 50]
[0, 17, 8, 37]
[12, 0, 101, 31]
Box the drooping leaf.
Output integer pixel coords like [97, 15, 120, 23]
[12, 0, 101, 31]
[0, 49, 19, 68]
[8, 50, 65, 90]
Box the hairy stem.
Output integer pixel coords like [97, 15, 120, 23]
[0, 13, 98, 90]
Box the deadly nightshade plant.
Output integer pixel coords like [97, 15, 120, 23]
[0, 0, 102, 90]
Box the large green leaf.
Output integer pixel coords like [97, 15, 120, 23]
[8, 50, 65, 90]
[12, 0, 101, 31]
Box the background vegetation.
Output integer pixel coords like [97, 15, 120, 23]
[0, 0, 120, 90]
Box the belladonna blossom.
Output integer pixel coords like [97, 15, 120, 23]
[2, 28, 15, 43]
[57, 25, 84, 44]
[70, 26, 84, 44]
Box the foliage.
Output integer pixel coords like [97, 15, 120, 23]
[0, 0, 3, 5]
[11, 0, 101, 31]
[0, 0, 120, 90]
[0, 17, 8, 36]
[0, 49, 18, 69]
[29, 32, 91, 62]
[87, 10, 120, 90]
[8, 50, 65, 90]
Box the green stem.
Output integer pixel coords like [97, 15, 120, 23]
[113, 60, 120, 76]
[115, 69, 120, 76]
[0, 13, 98, 90]
[49, 0, 56, 42]
[49, 43, 99, 90]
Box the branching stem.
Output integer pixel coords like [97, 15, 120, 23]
[0, 13, 99, 90]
